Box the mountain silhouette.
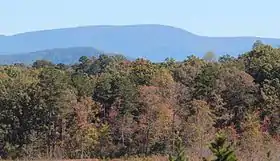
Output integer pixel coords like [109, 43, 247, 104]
[1, 24, 280, 64]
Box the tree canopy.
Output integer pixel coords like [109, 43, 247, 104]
[1, 43, 280, 160]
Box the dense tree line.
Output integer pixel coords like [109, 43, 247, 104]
[0, 41, 280, 160]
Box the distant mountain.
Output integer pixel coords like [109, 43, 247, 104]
[0, 47, 102, 65]
[1, 24, 280, 63]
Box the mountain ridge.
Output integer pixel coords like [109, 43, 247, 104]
[3, 24, 279, 39]
[4, 24, 195, 37]
[1, 24, 280, 63]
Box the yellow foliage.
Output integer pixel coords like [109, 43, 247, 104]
[151, 68, 174, 87]
[83, 126, 99, 146]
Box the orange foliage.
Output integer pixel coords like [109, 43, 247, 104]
[73, 97, 99, 129]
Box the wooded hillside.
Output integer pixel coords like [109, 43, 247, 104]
[1, 41, 280, 160]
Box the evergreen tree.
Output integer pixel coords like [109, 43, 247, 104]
[206, 133, 237, 161]
[168, 133, 188, 161]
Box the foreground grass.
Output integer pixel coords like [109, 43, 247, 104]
[1, 156, 168, 161]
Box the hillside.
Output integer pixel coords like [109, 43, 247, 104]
[2, 44, 280, 160]
[0, 47, 102, 65]
[1, 24, 280, 63]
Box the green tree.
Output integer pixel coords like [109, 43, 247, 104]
[79, 56, 89, 64]
[206, 133, 237, 161]
[0, 67, 42, 159]
[130, 58, 157, 86]
[241, 44, 280, 135]
[194, 63, 220, 100]
[35, 68, 77, 158]
[219, 54, 235, 63]
[162, 57, 177, 69]
[169, 133, 188, 161]
[32, 60, 54, 69]
[252, 40, 264, 49]
[70, 72, 96, 97]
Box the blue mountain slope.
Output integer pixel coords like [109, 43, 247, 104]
[0, 47, 102, 65]
[1, 24, 280, 63]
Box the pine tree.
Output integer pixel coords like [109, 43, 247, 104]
[206, 133, 237, 161]
[168, 133, 188, 161]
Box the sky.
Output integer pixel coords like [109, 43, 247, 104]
[1, 0, 280, 38]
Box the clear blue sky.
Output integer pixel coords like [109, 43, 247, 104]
[1, 0, 279, 38]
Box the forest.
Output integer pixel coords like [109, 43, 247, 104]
[1, 41, 280, 161]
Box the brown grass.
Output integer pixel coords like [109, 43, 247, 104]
[6, 156, 168, 161]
